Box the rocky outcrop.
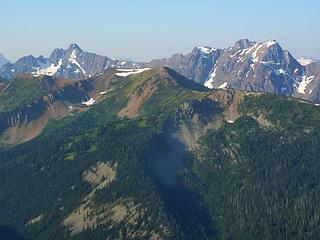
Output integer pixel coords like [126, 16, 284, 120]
[166, 98, 224, 149]
[149, 47, 223, 85]
[118, 78, 159, 118]
[1, 101, 70, 145]
[145, 88, 248, 187]
[0, 72, 117, 145]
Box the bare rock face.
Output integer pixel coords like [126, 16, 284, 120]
[149, 47, 223, 85]
[293, 62, 320, 102]
[149, 39, 320, 103]
[1, 40, 320, 102]
[205, 40, 303, 96]
[0, 72, 116, 145]
[118, 78, 159, 119]
[0, 44, 146, 79]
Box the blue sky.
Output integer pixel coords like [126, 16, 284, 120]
[1, 0, 319, 61]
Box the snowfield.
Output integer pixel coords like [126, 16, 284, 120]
[115, 68, 150, 77]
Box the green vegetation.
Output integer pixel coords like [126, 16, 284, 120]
[0, 69, 209, 239]
[240, 94, 320, 131]
[0, 114, 174, 239]
[0, 76, 49, 113]
[185, 95, 320, 239]
[1, 70, 320, 239]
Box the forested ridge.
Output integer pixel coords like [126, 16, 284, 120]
[185, 95, 320, 239]
[1, 69, 320, 239]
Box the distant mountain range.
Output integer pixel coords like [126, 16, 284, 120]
[1, 40, 320, 102]
[0, 44, 145, 79]
[150, 39, 320, 103]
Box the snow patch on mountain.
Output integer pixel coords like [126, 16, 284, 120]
[218, 82, 228, 89]
[33, 59, 63, 76]
[115, 68, 150, 77]
[204, 66, 218, 89]
[261, 62, 287, 76]
[196, 46, 215, 54]
[251, 44, 265, 63]
[266, 40, 277, 47]
[82, 98, 95, 106]
[297, 76, 315, 94]
[241, 44, 257, 56]
[69, 50, 87, 75]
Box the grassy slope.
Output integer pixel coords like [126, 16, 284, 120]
[0, 69, 213, 239]
[0, 76, 49, 113]
[1, 69, 320, 239]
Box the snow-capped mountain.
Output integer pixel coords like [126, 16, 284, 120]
[203, 39, 303, 96]
[0, 54, 11, 68]
[0, 44, 146, 79]
[149, 46, 223, 85]
[293, 61, 320, 102]
[1, 40, 320, 103]
[149, 39, 320, 103]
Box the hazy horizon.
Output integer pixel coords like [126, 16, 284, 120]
[1, 0, 319, 62]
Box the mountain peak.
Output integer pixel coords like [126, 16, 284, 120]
[68, 43, 83, 52]
[235, 39, 255, 49]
